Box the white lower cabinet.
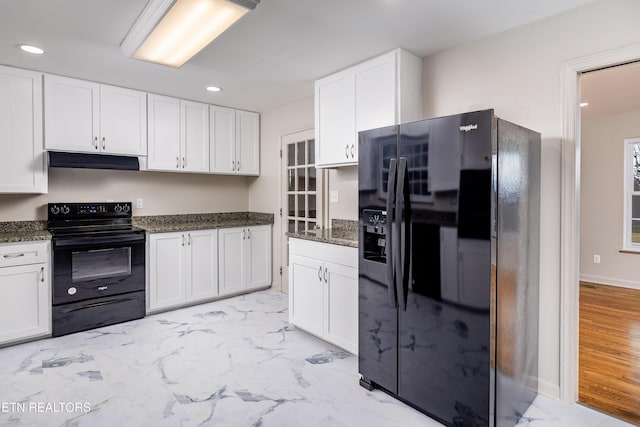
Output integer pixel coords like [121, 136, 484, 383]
[219, 225, 272, 296]
[289, 238, 358, 354]
[0, 241, 51, 345]
[148, 229, 218, 313]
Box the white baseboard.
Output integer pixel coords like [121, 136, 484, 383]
[579, 274, 640, 290]
[538, 378, 561, 400]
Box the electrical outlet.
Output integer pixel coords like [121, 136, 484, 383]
[593, 254, 600, 264]
[136, 198, 144, 209]
[330, 190, 339, 203]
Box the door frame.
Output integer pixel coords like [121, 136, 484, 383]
[560, 42, 640, 403]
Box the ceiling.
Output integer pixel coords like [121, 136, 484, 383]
[581, 61, 640, 118]
[0, 0, 598, 112]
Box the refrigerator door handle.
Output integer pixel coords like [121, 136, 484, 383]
[395, 157, 409, 311]
[386, 158, 398, 308]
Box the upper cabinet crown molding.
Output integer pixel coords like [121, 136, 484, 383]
[44, 74, 147, 156]
[0, 66, 47, 194]
[315, 48, 422, 168]
[210, 106, 259, 176]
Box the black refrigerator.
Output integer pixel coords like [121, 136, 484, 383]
[358, 109, 540, 427]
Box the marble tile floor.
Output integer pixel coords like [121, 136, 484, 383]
[0, 290, 634, 427]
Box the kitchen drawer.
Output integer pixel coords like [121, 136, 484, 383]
[289, 238, 357, 269]
[0, 241, 49, 268]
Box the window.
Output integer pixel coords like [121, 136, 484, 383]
[285, 134, 323, 233]
[624, 138, 640, 249]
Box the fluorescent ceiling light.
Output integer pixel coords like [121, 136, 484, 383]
[206, 86, 222, 92]
[580, 102, 589, 107]
[121, 0, 260, 68]
[19, 44, 45, 55]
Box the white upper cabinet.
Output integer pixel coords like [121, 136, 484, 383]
[44, 74, 146, 155]
[148, 95, 210, 173]
[315, 48, 422, 168]
[0, 66, 47, 194]
[147, 94, 181, 171]
[181, 100, 210, 173]
[210, 106, 260, 176]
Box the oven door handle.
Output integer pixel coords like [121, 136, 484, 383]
[66, 297, 137, 312]
[53, 233, 145, 248]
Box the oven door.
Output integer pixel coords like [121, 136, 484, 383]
[52, 233, 145, 305]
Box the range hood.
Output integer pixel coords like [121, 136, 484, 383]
[48, 152, 140, 171]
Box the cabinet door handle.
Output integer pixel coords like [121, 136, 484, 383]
[188, 233, 191, 245]
[176, 156, 180, 169]
[345, 144, 349, 158]
[242, 229, 245, 240]
[3, 253, 25, 259]
[40, 266, 45, 283]
[318, 265, 322, 281]
[351, 144, 355, 158]
[182, 157, 186, 169]
[247, 229, 250, 239]
[102, 136, 106, 150]
[324, 266, 328, 283]
[181, 234, 185, 246]
[94, 136, 99, 150]
[232, 161, 235, 171]
[237, 161, 240, 171]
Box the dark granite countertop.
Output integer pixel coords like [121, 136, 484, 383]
[134, 212, 274, 233]
[287, 219, 358, 248]
[0, 221, 51, 244]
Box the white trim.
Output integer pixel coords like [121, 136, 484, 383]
[579, 274, 640, 290]
[623, 138, 640, 251]
[538, 378, 561, 400]
[560, 43, 640, 404]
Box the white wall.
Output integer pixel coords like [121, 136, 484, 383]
[0, 168, 249, 220]
[328, 166, 358, 222]
[580, 109, 640, 289]
[248, 96, 314, 292]
[421, 0, 640, 398]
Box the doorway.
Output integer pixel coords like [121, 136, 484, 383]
[560, 43, 640, 410]
[280, 129, 325, 292]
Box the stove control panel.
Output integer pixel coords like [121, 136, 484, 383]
[48, 202, 133, 218]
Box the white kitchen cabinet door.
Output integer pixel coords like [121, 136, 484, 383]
[246, 225, 271, 290]
[0, 263, 50, 344]
[147, 94, 181, 172]
[289, 254, 324, 337]
[44, 74, 99, 153]
[315, 69, 355, 167]
[236, 110, 259, 176]
[209, 105, 235, 174]
[218, 228, 245, 296]
[0, 66, 46, 194]
[186, 229, 218, 302]
[354, 52, 397, 154]
[289, 238, 358, 354]
[148, 232, 187, 312]
[324, 261, 358, 354]
[181, 100, 210, 173]
[99, 84, 147, 156]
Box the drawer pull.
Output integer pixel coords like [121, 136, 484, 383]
[3, 253, 25, 259]
[40, 267, 45, 283]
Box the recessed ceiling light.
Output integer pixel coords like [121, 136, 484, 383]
[206, 86, 222, 92]
[580, 102, 589, 107]
[18, 44, 45, 55]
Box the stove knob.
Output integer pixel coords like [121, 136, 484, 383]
[50, 205, 60, 214]
[122, 205, 130, 213]
[114, 204, 122, 213]
[61, 205, 70, 215]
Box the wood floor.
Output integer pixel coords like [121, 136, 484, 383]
[579, 282, 640, 425]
